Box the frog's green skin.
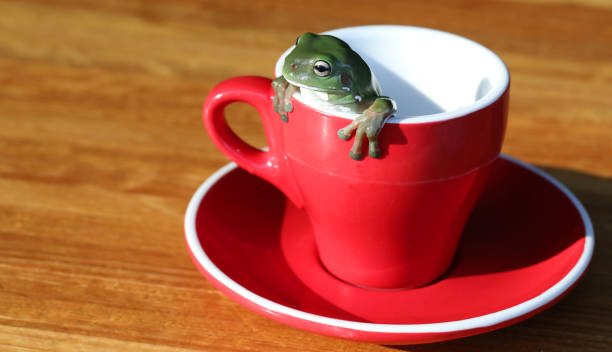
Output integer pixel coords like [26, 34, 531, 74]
[272, 32, 396, 160]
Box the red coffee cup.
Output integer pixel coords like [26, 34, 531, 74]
[203, 25, 509, 289]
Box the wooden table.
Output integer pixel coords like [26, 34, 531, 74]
[1, 1, 610, 351]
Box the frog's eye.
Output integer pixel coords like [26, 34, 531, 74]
[295, 35, 301, 46]
[313, 60, 331, 77]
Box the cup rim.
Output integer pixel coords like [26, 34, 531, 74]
[274, 25, 510, 124]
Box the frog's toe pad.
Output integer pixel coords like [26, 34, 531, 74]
[369, 149, 382, 158]
[280, 114, 288, 123]
[337, 129, 351, 140]
[349, 151, 363, 161]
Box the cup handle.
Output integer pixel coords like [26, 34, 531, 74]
[202, 76, 303, 207]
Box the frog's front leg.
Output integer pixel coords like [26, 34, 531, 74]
[337, 97, 396, 160]
[272, 76, 297, 122]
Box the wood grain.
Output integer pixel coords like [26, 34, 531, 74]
[0, 0, 610, 351]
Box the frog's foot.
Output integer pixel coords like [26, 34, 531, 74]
[273, 93, 287, 122]
[338, 119, 367, 160]
[349, 150, 363, 160]
[273, 103, 289, 122]
[349, 124, 367, 160]
[273, 94, 290, 122]
[272, 76, 294, 123]
[368, 140, 381, 158]
[338, 98, 395, 160]
[337, 120, 360, 141]
[281, 85, 297, 115]
[361, 118, 386, 159]
[337, 129, 351, 141]
[279, 103, 292, 122]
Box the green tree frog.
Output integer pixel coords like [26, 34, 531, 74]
[272, 32, 397, 160]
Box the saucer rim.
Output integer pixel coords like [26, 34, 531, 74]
[184, 154, 594, 334]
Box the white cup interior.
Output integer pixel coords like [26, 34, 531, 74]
[274, 25, 509, 124]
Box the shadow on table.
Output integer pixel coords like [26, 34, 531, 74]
[386, 166, 612, 352]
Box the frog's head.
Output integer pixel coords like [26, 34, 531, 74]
[281, 32, 372, 94]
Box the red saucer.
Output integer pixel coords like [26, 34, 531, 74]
[185, 155, 593, 344]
